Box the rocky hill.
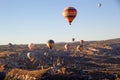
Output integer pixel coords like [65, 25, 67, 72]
[0, 38, 120, 80]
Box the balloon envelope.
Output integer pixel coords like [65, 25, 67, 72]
[8, 43, 12, 46]
[62, 6, 77, 25]
[27, 52, 35, 62]
[98, 3, 101, 7]
[77, 45, 83, 51]
[80, 40, 84, 44]
[46, 40, 55, 49]
[64, 43, 70, 51]
[72, 38, 75, 42]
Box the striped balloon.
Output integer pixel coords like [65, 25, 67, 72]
[62, 7, 77, 25]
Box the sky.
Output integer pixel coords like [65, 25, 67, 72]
[0, 0, 120, 45]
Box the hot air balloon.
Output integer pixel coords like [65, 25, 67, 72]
[62, 6, 77, 25]
[80, 40, 84, 44]
[46, 40, 55, 49]
[8, 43, 12, 46]
[76, 45, 83, 51]
[8, 43, 13, 50]
[27, 52, 35, 62]
[28, 43, 35, 51]
[98, 3, 101, 8]
[72, 38, 75, 42]
[64, 43, 70, 51]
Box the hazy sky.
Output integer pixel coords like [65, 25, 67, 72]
[0, 0, 120, 45]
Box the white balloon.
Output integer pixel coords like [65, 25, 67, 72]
[64, 43, 70, 51]
[27, 52, 35, 62]
[28, 43, 35, 50]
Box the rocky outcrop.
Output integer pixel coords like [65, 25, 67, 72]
[5, 68, 49, 80]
